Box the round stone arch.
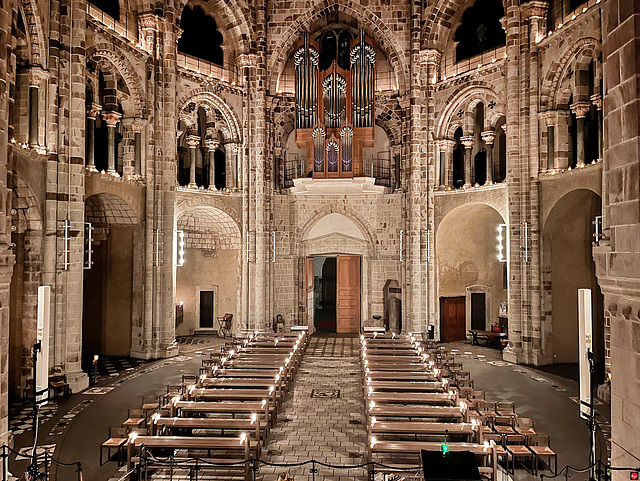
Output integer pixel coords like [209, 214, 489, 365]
[19, 0, 47, 66]
[175, 0, 252, 55]
[11, 172, 42, 234]
[436, 85, 505, 139]
[176, 195, 242, 232]
[273, 105, 296, 150]
[541, 184, 602, 231]
[86, 43, 147, 118]
[434, 193, 508, 232]
[177, 90, 242, 143]
[422, 0, 507, 51]
[268, 0, 409, 95]
[375, 102, 404, 147]
[298, 207, 379, 259]
[540, 37, 599, 110]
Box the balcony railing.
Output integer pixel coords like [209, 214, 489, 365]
[176, 53, 239, 85]
[439, 46, 507, 81]
[86, 3, 138, 44]
[282, 152, 392, 189]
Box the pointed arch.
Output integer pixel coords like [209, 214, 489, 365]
[177, 89, 242, 144]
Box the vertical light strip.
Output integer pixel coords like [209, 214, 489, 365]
[177, 230, 185, 267]
[496, 223, 507, 263]
[399, 229, 404, 262]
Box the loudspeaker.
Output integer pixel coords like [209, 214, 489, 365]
[420, 450, 482, 481]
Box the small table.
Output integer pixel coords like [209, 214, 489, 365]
[469, 329, 507, 351]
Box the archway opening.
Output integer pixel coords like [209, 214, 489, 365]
[452, 127, 465, 188]
[436, 204, 507, 342]
[543, 189, 604, 382]
[82, 194, 140, 372]
[175, 207, 241, 335]
[314, 256, 337, 332]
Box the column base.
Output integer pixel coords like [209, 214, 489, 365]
[130, 342, 180, 360]
[502, 346, 526, 364]
[188, 183, 198, 189]
[107, 169, 120, 177]
[86, 165, 98, 172]
[208, 186, 218, 192]
[66, 371, 90, 393]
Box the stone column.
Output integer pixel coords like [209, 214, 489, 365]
[85, 103, 101, 172]
[27, 67, 46, 148]
[541, 111, 556, 171]
[186, 135, 200, 188]
[132, 118, 144, 178]
[204, 139, 219, 190]
[232, 143, 242, 190]
[103, 111, 122, 175]
[437, 139, 455, 188]
[461, 136, 474, 186]
[591, 93, 603, 161]
[570, 101, 590, 167]
[481, 131, 495, 184]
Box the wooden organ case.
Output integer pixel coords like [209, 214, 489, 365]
[294, 30, 375, 179]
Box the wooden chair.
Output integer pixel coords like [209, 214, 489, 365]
[514, 417, 536, 438]
[495, 401, 516, 417]
[484, 433, 509, 469]
[474, 400, 496, 421]
[493, 415, 517, 436]
[217, 313, 233, 338]
[48, 374, 71, 398]
[505, 434, 533, 474]
[123, 409, 146, 429]
[182, 374, 197, 386]
[100, 428, 128, 465]
[528, 435, 557, 475]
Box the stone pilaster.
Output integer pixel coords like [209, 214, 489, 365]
[594, 0, 640, 473]
[570, 101, 591, 168]
[103, 111, 122, 175]
[480, 131, 495, 184]
[85, 103, 101, 172]
[460, 136, 474, 186]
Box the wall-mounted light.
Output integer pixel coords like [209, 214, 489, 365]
[177, 230, 185, 266]
[497, 224, 508, 262]
[399, 229, 405, 262]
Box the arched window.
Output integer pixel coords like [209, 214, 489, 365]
[453, 127, 465, 188]
[473, 103, 485, 184]
[547, 0, 589, 32]
[213, 150, 226, 190]
[569, 94, 578, 169]
[318, 29, 353, 71]
[454, 0, 505, 62]
[88, 0, 120, 21]
[178, 6, 224, 66]
[494, 118, 506, 182]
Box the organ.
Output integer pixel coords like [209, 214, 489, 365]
[294, 29, 375, 179]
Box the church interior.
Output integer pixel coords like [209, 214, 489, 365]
[0, 0, 638, 479]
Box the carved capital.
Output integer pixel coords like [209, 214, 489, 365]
[27, 65, 48, 87]
[103, 111, 122, 127]
[186, 135, 201, 148]
[204, 139, 220, 152]
[540, 110, 557, 127]
[438, 139, 456, 151]
[570, 101, 591, 118]
[481, 130, 496, 144]
[460, 136, 475, 149]
[522, 1, 548, 19]
[237, 53, 258, 69]
[420, 49, 442, 66]
[500, 123, 507, 134]
[86, 103, 102, 120]
[590, 93, 603, 110]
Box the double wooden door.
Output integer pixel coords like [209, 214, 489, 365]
[440, 296, 466, 341]
[305, 255, 360, 334]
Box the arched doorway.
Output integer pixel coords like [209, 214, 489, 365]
[436, 204, 507, 341]
[82, 194, 140, 372]
[175, 206, 241, 335]
[543, 189, 604, 382]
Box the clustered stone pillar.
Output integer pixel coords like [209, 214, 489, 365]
[233, 143, 242, 190]
[86, 104, 101, 171]
[204, 139, 219, 190]
[570, 101, 590, 167]
[542, 111, 555, 171]
[103, 111, 122, 174]
[461, 136, 474, 186]
[481, 130, 495, 184]
[186, 134, 200, 188]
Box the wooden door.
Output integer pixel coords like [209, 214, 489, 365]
[200, 291, 214, 328]
[440, 296, 466, 341]
[305, 257, 314, 329]
[336, 256, 361, 334]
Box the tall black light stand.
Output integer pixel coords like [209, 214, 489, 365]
[26, 341, 46, 481]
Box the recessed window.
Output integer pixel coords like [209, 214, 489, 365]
[178, 5, 224, 66]
[454, 0, 505, 62]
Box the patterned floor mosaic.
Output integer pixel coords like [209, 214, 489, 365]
[8, 402, 57, 437]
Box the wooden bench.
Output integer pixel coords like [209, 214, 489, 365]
[171, 401, 272, 430]
[366, 380, 446, 393]
[128, 435, 250, 480]
[370, 421, 478, 440]
[368, 405, 465, 421]
[367, 392, 457, 406]
[151, 416, 265, 453]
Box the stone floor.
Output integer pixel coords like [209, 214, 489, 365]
[258, 335, 369, 481]
[5, 335, 607, 481]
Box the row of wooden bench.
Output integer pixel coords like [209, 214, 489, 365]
[361, 332, 557, 478]
[101, 331, 308, 480]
